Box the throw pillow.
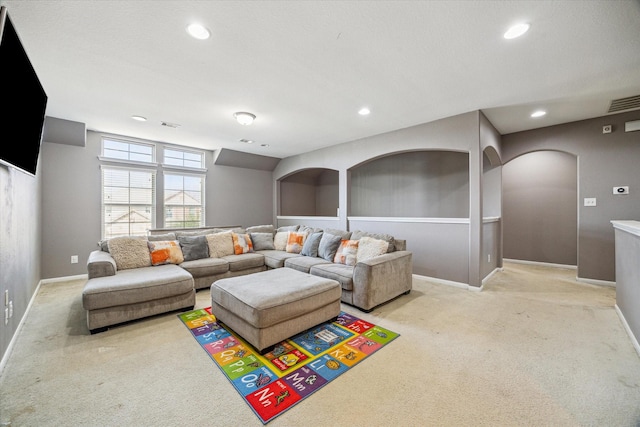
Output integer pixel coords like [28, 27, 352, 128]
[318, 233, 343, 262]
[324, 228, 352, 240]
[206, 231, 234, 258]
[178, 235, 209, 261]
[273, 231, 289, 251]
[301, 232, 323, 257]
[333, 239, 359, 266]
[356, 236, 389, 262]
[147, 240, 184, 265]
[232, 232, 254, 254]
[107, 236, 151, 270]
[286, 231, 307, 254]
[351, 230, 395, 252]
[250, 232, 275, 251]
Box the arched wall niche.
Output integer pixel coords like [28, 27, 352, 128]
[349, 150, 470, 218]
[278, 167, 339, 216]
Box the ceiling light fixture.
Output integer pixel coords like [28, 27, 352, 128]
[186, 23, 210, 40]
[531, 110, 546, 118]
[358, 107, 370, 116]
[234, 112, 256, 125]
[504, 23, 530, 39]
[239, 139, 254, 144]
[131, 115, 147, 122]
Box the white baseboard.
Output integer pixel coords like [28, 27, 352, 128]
[412, 274, 483, 292]
[576, 276, 616, 288]
[615, 304, 640, 358]
[482, 267, 503, 286]
[40, 274, 87, 285]
[503, 258, 577, 270]
[0, 280, 43, 376]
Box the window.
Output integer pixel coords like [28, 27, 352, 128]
[102, 138, 154, 163]
[163, 147, 205, 228]
[164, 173, 204, 229]
[99, 139, 205, 237]
[102, 166, 156, 238]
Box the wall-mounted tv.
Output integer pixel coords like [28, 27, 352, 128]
[0, 5, 48, 176]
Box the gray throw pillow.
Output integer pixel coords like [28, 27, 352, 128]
[250, 232, 275, 251]
[318, 233, 342, 261]
[178, 235, 209, 261]
[301, 232, 323, 257]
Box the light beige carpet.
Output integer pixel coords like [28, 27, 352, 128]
[1, 262, 640, 426]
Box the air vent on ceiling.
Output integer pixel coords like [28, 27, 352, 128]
[160, 121, 181, 128]
[608, 94, 640, 113]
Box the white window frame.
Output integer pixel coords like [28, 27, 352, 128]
[101, 165, 156, 238]
[162, 146, 206, 229]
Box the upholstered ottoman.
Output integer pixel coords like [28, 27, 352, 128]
[210, 267, 341, 353]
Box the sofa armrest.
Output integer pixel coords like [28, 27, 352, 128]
[87, 250, 117, 279]
[352, 251, 413, 311]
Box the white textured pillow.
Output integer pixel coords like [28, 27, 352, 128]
[107, 236, 151, 270]
[206, 231, 234, 258]
[356, 236, 389, 263]
[273, 231, 289, 251]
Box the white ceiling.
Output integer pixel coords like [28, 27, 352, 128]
[3, 0, 640, 159]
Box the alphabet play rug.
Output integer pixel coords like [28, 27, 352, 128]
[179, 307, 399, 424]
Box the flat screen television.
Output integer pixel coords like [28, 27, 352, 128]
[0, 5, 48, 176]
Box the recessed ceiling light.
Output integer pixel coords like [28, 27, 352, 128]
[234, 112, 256, 125]
[131, 115, 147, 122]
[531, 110, 546, 118]
[186, 23, 210, 40]
[261, 144, 269, 148]
[504, 23, 530, 39]
[239, 139, 254, 144]
[358, 107, 370, 116]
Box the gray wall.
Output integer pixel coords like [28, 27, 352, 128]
[274, 111, 503, 286]
[502, 110, 640, 282]
[41, 130, 274, 279]
[349, 151, 470, 217]
[503, 150, 578, 265]
[0, 163, 41, 365]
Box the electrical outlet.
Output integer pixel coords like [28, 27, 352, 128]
[603, 125, 612, 134]
[584, 198, 597, 207]
[71, 255, 78, 264]
[4, 308, 8, 325]
[8, 301, 12, 318]
[488, 254, 491, 262]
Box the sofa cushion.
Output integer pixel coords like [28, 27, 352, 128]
[333, 239, 359, 266]
[250, 232, 275, 251]
[286, 231, 307, 254]
[180, 257, 229, 277]
[178, 235, 210, 261]
[351, 230, 395, 252]
[206, 231, 234, 258]
[356, 236, 390, 262]
[301, 231, 323, 257]
[324, 228, 352, 240]
[147, 232, 177, 242]
[222, 253, 264, 271]
[255, 250, 300, 269]
[82, 264, 193, 310]
[318, 233, 342, 262]
[232, 232, 254, 254]
[284, 255, 331, 273]
[246, 224, 275, 235]
[147, 240, 184, 266]
[107, 236, 151, 270]
[309, 263, 354, 291]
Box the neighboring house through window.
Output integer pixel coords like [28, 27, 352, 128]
[163, 148, 206, 229]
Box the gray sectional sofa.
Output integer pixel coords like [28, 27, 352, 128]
[83, 224, 412, 333]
